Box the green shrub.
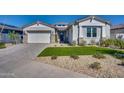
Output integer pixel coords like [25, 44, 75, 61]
[100, 39, 124, 49]
[70, 55, 79, 60]
[51, 55, 57, 60]
[0, 42, 6, 49]
[93, 52, 106, 59]
[100, 39, 113, 47]
[89, 62, 101, 70]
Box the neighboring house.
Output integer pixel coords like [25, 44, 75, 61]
[23, 16, 111, 44]
[0, 23, 23, 43]
[111, 24, 124, 40]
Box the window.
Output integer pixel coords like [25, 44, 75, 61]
[92, 28, 97, 37]
[87, 27, 92, 37]
[86, 27, 97, 37]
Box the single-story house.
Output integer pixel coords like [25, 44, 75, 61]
[111, 24, 124, 40]
[0, 23, 23, 43]
[23, 16, 111, 44]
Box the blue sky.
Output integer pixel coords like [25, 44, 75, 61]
[0, 15, 124, 27]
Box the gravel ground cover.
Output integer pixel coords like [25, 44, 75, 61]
[36, 55, 124, 78]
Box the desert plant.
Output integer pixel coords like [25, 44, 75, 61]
[93, 52, 106, 59]
[118, 40, 124, 49]
[70, 55, 79, 60]
[51, 55, 57, 60]
[100, 39, 124, 49]
[89, 62, 101, 70]
[100, 39, 113, 47]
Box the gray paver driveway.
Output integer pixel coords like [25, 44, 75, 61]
[0, 44, 90, 78]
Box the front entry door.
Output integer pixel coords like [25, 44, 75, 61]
[59, 31, 65, 43]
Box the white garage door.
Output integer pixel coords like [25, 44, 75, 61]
[28, 32, 50, 43]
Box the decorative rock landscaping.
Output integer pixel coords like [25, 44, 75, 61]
[36, 55, 124, 78]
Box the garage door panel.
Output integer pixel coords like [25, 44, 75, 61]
[28, 32, 50, 43]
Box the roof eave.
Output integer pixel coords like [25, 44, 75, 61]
[77, 16, 111, 25]
[22, 21, 55, 29]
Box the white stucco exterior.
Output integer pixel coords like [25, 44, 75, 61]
[23, 23, 55, 34]
[68, 26, 73, 43]
[70, 18, 110, 44]
[22, 16, 110, 44]
[72, 25, 78, 44]
[78, 19, 110, 38]
[23, 22, 55, 43]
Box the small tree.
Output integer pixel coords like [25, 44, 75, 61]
[8, 31, 20, 44]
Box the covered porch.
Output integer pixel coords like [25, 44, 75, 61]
[54, 23, 69, 43]
[57, 30, 69, 43]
